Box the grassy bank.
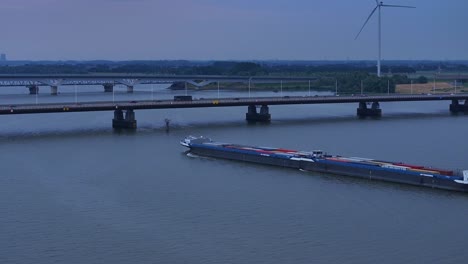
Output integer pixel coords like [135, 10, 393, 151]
[396, 81, 468, 94]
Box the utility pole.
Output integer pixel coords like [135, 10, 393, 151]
[281, 80, 283, 97]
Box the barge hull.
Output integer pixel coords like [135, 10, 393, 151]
[190, 145, 300, 169]
[188, 144, 468, 193]
[300, 161, 467, 192]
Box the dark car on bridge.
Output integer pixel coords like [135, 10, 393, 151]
[174, 95, 193, 101]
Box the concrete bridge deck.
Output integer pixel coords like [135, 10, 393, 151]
[1, 93, 467, 115]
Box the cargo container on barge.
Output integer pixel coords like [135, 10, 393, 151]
[180, 136, 468, 192]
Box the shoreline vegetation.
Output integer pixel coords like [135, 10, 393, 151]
[168, 72, 405, 94]
[168, 74, 464, 94]
[1, 60, 467, 94]
[168, 81, 334, 92]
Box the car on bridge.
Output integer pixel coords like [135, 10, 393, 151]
[174, 95, 193, 101]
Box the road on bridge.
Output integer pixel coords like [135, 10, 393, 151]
[1, 94, 467, 115]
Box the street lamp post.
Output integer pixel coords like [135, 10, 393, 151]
[280, 80, 283, 97]
[335, 79, 338, 95]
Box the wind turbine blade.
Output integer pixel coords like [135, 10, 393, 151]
[355, 6, 379, 40]
[375, 0, 379, 5]
[381, 4, 416, 8]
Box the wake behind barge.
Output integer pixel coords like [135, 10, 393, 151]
[181, 136, 468, 193]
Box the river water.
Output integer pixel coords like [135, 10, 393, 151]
[1, 85, 467, 264]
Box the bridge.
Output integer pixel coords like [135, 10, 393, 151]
[0, 74, 317, 95]
[1, 94, 467, 129]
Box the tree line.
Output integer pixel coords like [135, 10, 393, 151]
[0, 61, 463, 94]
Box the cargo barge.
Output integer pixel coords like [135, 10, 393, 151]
[180, 136, 468, 192]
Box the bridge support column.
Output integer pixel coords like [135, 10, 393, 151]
[357, 101, 382, 117]
[449, 100, 468, 113]
[246, 105, 271, 122]
[103, 83, 114, 93]
[126, 86, 134, 93]
[28, 85, 39, 95]
[112, 109, 137, 129]
[50, 86, 58, 95]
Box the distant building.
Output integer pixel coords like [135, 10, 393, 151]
[0, 53, 6, 61]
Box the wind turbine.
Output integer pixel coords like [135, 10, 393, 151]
[355, 1, 415, 77]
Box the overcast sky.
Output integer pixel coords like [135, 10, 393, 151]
[1, 0, 466, 61]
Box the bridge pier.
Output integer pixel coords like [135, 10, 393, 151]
[246, 105, 271, 122]
[450, 100, 468, 113]
[357, 101, 382, 117]
[28, 85, 39, 95]
[50, 86, 58, 95]
[126, 86, 134, 93]
[103, 83, 114, 93]
[112, 109, 137, 129]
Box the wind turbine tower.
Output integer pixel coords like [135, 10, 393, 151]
[355, 1, 415, 77]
